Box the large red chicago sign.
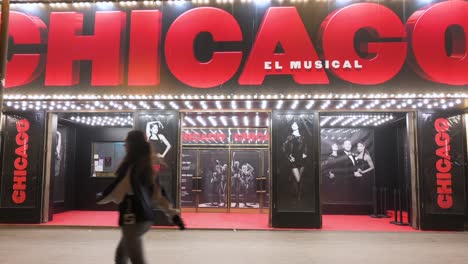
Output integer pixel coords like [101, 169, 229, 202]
[4, 1, 468, 88]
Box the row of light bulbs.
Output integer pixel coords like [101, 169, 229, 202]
[5, 98, 464, 111]
[321, 114, 395, 127]
[183, 114, 269, 127]
[321, 128, 362, 136]
[183, 128, 268, 144]
[69, 115, 133, 126]
[5, 92, 468, 101]
[11, 0, 389, 8]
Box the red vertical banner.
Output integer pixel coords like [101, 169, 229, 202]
[0, 112, 45, 223]
[420, 113, 465, 215]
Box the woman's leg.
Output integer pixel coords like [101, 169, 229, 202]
[291, 168, 301, 202]
[298, 167, 305, 201]
[120, 221, 152, 264]
[115, 234, 128, 264]
[292, 168, 301, 183]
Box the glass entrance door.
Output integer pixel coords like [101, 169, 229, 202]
[181, 147, 269, 212]
[180, 111, 271, 213]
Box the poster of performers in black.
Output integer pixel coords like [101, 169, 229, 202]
[320, 128, 375, 205]
[274, 114, 315, 212]
[198, 149, 229, 207]
[230, 150, 261, 208]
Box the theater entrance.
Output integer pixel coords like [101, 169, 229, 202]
[319, 112, 418, 230]
[180, 112, 270, 214]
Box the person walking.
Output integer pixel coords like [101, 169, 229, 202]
[97, 130, 185, 264]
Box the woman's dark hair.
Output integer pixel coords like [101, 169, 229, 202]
[116, 130, 153, 184]
[357, 142, 370, 156]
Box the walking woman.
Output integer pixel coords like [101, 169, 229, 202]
[97, 130, 185, 264]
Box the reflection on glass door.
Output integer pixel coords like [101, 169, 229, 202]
[181, 148, 269, 211]
[231, 150, 261, 208]
[199, 149, 229, 208]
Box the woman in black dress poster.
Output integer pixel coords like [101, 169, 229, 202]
[282, 121, 308, 204]
[355, 142, 375, 177]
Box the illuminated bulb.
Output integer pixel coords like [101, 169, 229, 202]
[231, 101, 237, 110]
[246, 100, 252, 110]
[220, 116, 228, 126]
[184, 101, 193, 109]
[200, 101, 208, 110]
[306, 100, 314, 109]
[232, 116, 239, 126]
[291, 100, 299, 109]
[276, 100, 283, 110]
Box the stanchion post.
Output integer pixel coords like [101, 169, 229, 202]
[379, 187, 384, 215]
[382, 187, 390, 218]
[370, 185, 379, 218]
[398, 188, 403, 223]
[390, 188, 398, 224]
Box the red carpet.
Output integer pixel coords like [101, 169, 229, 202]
[32, 211, 416, 232]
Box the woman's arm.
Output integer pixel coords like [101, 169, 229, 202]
[361, 154, 375, 174]
[246, 163, 254, 174]
[158, 134, 171, 158]
[145, 122, 152, 139]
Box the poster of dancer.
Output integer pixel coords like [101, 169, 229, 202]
[274, 114, 315, 212]
[135, 112, 178, 205]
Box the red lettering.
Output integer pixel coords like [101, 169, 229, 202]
[435, 132, 450, 147]
[13, 176, 27, 191]
[12, 190, 26, 204]
[320, 3, 406, 84]
[15, 144, 28, 159]
[16, 119, 30, 133]
[434, 118, 450, 132]
[4, 12, 47, 88]
[239, 7, 328, 85]
[437, 194, 453, 209]
[436, 158, 451, 173]
[165, 7, 242, 88]
[437, 172, 451, 180]
[12, 119, 30, 205]
[435, 145, 450, 161]
[14, 157, 28, 170]
[407, 1, 468, 85]
[14, 170, 27, 176]
[128, 10, 161, 86]
[219, 133, 227, 141]
[45, 11, 126, 86]
[15, 132, 29, 146]
[437, 179, 452, 194]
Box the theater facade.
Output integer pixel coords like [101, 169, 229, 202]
[0, 0, 467, 230]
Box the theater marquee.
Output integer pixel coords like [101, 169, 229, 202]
[4, 1, 468, 96]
